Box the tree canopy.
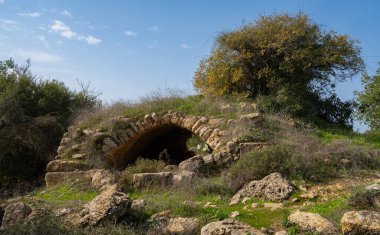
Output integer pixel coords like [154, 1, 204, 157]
[193, 13, 364, 127]
[0, 59, 100, 192]
[356, 63, 380, 131]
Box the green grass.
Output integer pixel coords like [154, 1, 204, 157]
[305, 196, 349, 225]
[128, 188, 286, 229]
[35, 182, 98, 208]
[315, 128, 380, 148]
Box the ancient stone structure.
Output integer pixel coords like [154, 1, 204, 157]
[45, 111, 264, 188]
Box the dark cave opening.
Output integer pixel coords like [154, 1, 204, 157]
[109, 124, 212, 169]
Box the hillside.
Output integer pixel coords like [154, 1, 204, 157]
[0, 95, 379, 235]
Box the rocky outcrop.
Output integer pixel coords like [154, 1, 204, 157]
[0, 202, 32, 228]
[341, 210, 380, 235]
[173, 170, 196, 187]
[288, 210, 337, 234]
[230, 173, 294, 204]
[67, 185, 132, 226]
[201, 219, 265, 235]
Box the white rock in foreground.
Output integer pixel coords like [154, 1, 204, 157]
[288, 210, 337, 234]
[201, 219, 265, 235]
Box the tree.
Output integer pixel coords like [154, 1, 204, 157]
[356, 63, 380, 131]
[0, 59, 101, 194]
[193, 13, 364, 127]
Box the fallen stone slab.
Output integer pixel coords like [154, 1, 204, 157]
[133, 172, 173, 188]
[45, 171, 92, 187]
[341, 210, 380, 235]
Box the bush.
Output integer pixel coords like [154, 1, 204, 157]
[0, 59, 100, 197]
[120, 158, 166, 192]
[224, 141, 380, 192]
[348, 189, 380, 210]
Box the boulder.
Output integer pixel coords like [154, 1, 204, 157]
[178, 156, 204, 173]
[46, 160, 87, 172]
[173, 170, 196, 187]
[201, 219, 265, 235]
[1, 202, 32, 228]
[133, 172, 173, 188]
[341, 210, 380, 235]
[68, 185, 132, 226]
[165, 217, 200, 235]
[288, 210, 337, 234]
[91, 169, 116, 191]
[230, 173, 294, 204]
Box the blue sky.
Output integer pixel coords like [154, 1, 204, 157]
[1, 0, 380, 130]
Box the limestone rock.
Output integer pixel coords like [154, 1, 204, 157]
[230, 173, 294, 204]
[93, 132, 107, 142]
[173, 170, 196, 186]
[263, 202, 283, 210]
[288, 210, 337, 234]
[178, 155, 204, 173]
[275, 231, 288, 235]
[68, 185, 131, 226]
[46, 160, 86, 172]
[341, 210, 380, 235]
[1, 202, 32, 228]
[72, 153, 86, 160]
[165, 217, 200, 235]
[239, 113, 261, 122]
[91, 170, 116, 191]
[133, 172, 173, 188]
[201, 219, 265, 235]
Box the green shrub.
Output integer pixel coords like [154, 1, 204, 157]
[120, 158, 166, 192]
[348, 189, 380, 210]
[224, 142, 380, 192]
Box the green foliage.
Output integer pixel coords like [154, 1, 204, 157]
[224, 142, 380, 192]
[348, 189, 380, 210]
[356, 63, 380, 131]
[120, 158, 166, 192]
[0, 59, 100, 194]
[194, 12, 364, 127]
[306, 196, 349, 225]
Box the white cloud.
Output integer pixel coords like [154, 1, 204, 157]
[180, 43, 190, 49]
[83, 35, 101, 45]
[60, 30, 77, 39]
[148, 25, 159, 32]
[12, 49, 62, 63]
[49, 20, 101, 45]
[61, 10, 72, 18]
[50, 20, 70, 32]
[124, 30, 138, 37]
[18, 12, 40, 18]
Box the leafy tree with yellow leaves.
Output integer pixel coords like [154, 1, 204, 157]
[194, 13, 364, 127]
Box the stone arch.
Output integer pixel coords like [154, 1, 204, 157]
[101, 112, 226, 169]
